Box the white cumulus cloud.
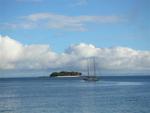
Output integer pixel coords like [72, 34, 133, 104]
[0, 35, 150, 75]
[0, 35, 57, 70]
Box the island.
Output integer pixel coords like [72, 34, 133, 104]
[50, 71, 82, 77]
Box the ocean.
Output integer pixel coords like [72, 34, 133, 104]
[0, 76, 150, 113]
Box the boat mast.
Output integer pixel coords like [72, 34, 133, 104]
[87, 58, 90, 76]
[93, 57, 96, 77]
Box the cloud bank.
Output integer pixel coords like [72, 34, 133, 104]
[1, 13, 124, 31]
[0, 35, 150, 74]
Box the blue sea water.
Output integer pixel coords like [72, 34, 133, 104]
[0, 76, 150, 113]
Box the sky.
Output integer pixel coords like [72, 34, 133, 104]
[0, 0, 150, 77]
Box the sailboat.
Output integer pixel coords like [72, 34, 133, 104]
[82, 57, 99, 81]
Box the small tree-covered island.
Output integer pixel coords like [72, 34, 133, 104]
[50, 71, 82, 77]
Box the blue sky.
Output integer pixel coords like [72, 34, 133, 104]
[0, 0, 150, 52]
[0, 0, 150, 76]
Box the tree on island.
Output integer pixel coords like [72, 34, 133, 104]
[50, 71, 82, 77]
